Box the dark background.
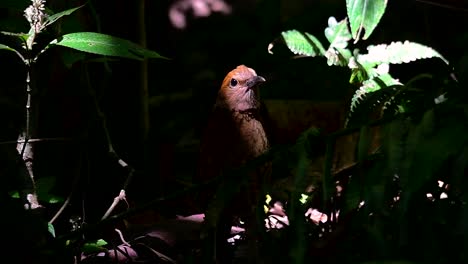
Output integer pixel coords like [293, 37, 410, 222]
[0, 0, 467, 226]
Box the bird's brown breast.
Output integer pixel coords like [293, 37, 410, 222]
[198, 108, 268, 180]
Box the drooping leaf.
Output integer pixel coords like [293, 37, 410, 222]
[357, 41, 449, 67]
[49, 32, 169, 60]
[43, 5, 85, 29]
[0, 43, 24, 61]
[277, 30, 326, 57]
[0, 31, 29, 43]
[347, 76, 402, 127]
[324, 17, 352, 50]
[346, 0, 388, 42]
[0, 43, 17, 52]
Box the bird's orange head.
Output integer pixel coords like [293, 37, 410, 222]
[215, 65, 266, 111]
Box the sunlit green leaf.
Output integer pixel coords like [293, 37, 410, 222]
[326, 47, 352, 66]
[43, 5, 85, 29]
[9, 191, 20, 199]
[324, 17, 352, 49]
[279, 30, 326, 57]
[346, 74, 401, 126]
[82, 239, 108, 254]
[49, 32, 169, 60]
[48, 223, 56, 238]
[299, 194, 309, 204]
[357, 41, 449, 67]
[346, 0, 388, 42]
[0, 43, 17, 52]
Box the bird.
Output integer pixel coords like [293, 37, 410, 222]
[196, 65, 271, 262]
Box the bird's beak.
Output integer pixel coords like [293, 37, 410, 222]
[246, 75, 266, 89]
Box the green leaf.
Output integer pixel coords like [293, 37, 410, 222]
[0, 31, 29, 43]
[49, 32, 169, 60]
[346, 0, 388, 42]
[324, 17, 352, 50]
[9, 191, 20, 199]
[48, 223, 56, 238]
[357, 41, 449, 67]
[279, 30, 326, 57]
[0, 43, 24, 61]
[325, 47, 352, 67]
[82, 239, 108, 254]
[43, 5, 85, 29]
[0, 43, 17, 52]
[346, 75, 401, 126]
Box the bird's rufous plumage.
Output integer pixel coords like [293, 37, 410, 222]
[197, 65, 269, 201]
[197, 65, 270, 262]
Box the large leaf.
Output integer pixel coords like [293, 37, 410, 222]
[0, 43, 23, 61]
[48, 32, 168, 60]
[346, 0, 388, 42]
[324, 17, 352, 50]
[357, 41, 449, 67]
[278, 30, 326, 57]
[0, 43, 17, 52]
[324, 17, 353, 66]
[43, 5, 85, 29]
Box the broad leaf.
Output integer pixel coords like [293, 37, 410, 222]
[1, 31, 29, 43]
[49, 32, 168, 60]
[43, 5, 85, 29]
[324, 17, 352, 50]
[279, 30, 326, 57]
[357, 41, 449, 67]
[0, 43, 17, 52]
[346, 0, 387, 42]
[0, 43, 23, 61]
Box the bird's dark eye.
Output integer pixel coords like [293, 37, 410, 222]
[230, 78, 238, 87]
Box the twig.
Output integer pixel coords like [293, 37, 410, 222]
[115, 228, 130, 247]
[102, 190, 129, 220]
[0, 137, 74, 145]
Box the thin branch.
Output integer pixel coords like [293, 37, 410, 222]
[102, 190, 128, 220]
[115, 228, 130, 247]
[0, 137, 74, 145]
